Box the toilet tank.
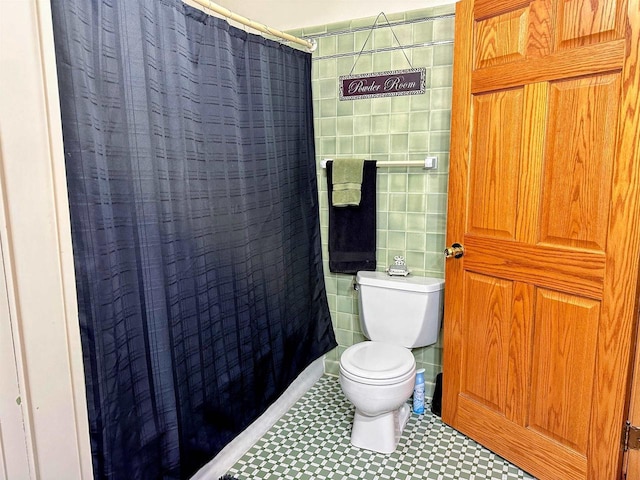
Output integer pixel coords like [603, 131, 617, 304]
[356, 271, 444, 348]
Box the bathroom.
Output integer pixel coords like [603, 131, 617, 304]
[1, 0, 640, 480]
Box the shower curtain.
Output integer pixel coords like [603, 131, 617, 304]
[51, 1, 336, 478]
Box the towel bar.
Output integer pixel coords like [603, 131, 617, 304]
[320, 157, 437, 169]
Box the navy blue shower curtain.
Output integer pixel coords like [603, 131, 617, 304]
[51, 1, 336, 478]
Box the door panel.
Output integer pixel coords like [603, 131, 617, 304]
[443, 1, 640, 479]
[474, 8, 530, 68]
[541, 74, 619, 250]
[462, 272, 513, 412]
[469, 90, 523, 239]
[556, 0, 627, 49]
[529, 289, 599, 453]
[469, 89, 522, 238]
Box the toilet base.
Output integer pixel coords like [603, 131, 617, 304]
[350, 403, 411, 454]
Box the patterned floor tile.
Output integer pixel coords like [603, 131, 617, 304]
[228, 376, 537, 480]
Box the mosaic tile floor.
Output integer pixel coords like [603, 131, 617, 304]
[227, 375, 537, 480]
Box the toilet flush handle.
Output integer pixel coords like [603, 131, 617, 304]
[444, 243, 464, 259]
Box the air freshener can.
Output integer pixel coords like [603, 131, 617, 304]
[413, 368, 425, 414]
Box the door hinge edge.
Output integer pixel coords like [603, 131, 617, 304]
[624, 421, 640, 451]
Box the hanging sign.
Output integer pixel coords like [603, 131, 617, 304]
[339, 67, 426, 101]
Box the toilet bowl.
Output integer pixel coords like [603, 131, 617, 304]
[338, 271, 444, 454]
[339, 341, 416, 453]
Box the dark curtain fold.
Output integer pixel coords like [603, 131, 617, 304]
[51, 1, 336, 478]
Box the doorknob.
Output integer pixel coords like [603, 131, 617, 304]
[444, 242, 464, 259]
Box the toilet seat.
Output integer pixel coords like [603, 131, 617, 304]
[340, 341, 416, 386]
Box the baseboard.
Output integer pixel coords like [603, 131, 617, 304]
[190, 356, 325, 480]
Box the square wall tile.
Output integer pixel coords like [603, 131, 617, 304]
[320, 99, 337, 117]
[353, 99, 372, 115]
[372, 51, 392, 72]
[407, 194, 426, 212]
[337, 137, 354, 154]
[433, 44, 455, 66]
[370, 135, 390, 154]
[389, 113, 409, 132]
[413, 22, 433, 43]
[432, 65, 453, 87]
[320, 118, 336, 136]
[388, 190, 409, 210]
[410, 112, 430, 131]
[319, 79, 337, 99]
[353, 117, 371, 135]
[373, 28, 393, 49]
[317, 59, 338, 79]
[371, 115, 390, 134]
[352, 55, 373, 74]
[412, 47, 433, 68]
[337, 57, 355, 75]
[393, 24, 413, 47]
[371, 97, 391, 114]
[407, 212, 427, 232]
[337, 117, 354, 136]
[408, 174, 426, 193]
[337, 34, 355, 54]
[337, 100, 354, 117]
[390, 134, 409, 152]
[389, 173, 408, 192]
[407, 232, 426, 250]
[430, 110, 451, 131]
[353, 135, 370, 154]
[319, 36, 337, 56]
[390, 96, 411, 113]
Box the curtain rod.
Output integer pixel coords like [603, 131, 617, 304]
[187, 0, 317, 52]
[321, 158, 438, 169]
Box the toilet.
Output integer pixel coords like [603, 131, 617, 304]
[339, 271, 445, 454]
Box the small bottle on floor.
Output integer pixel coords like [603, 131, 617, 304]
[413, 368, 425, 414]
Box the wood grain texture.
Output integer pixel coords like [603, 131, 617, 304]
[475, 8, 529, 69]
[588, 1, 640, 477]
[541, 73, 620, 251]
[472, 40, 625, 93]
[462, 273, 512, 413]
[474, 0, 554, 69]
[474, 0, 532, 20]
[456, 396, 587, 480]
[505, 282, 534, 425]
[525, 0, 553, 59]
[444, 1, 639, 478]
[469, 89, 523, 239]
[442, 0, 474, 428]
[529, 289, 599, 453]
[515, 82, 548, 244]
[556, 0, 627, 50]
[463, 235, 605, 300]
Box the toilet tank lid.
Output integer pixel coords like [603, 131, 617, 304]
[357, 271, 444, 293]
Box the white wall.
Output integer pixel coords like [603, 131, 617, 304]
[214, 0, 457, 30]
[0, 0, 92, 478]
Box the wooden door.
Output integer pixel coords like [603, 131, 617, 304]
[442, 1, 640, 479]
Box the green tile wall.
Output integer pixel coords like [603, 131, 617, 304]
[294, 6, 455, 388]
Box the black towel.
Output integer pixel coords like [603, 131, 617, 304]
[327, 160, 376, 274]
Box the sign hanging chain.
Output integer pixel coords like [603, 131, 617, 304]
[349, 12, 414, 75]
